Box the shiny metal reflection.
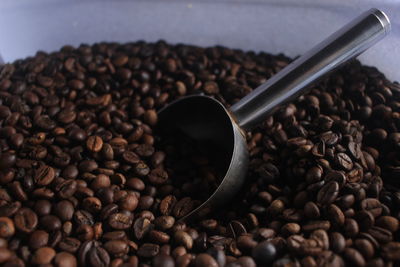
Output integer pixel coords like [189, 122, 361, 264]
[158, 9, 390, 221]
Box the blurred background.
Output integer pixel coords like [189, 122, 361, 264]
[1, 0, 399, 80]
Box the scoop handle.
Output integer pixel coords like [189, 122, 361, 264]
[230, 8, 391, 130]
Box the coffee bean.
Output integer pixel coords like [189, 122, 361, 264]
[2, 40, 400, 267]
[360, 198, 382, 217]
[133, 217, 152, 240]
[310, 229, 329, 250]
[108, 213, 133, 229]
[194, 253, 218, 267]
[89, 246, 110, 267]
[304, 202, 320, 219]
[343, 247, 366, 267]
[302, 221, 331, 232]
[174, 231, 193, 249]
[40, 215, 62, 231]
[56, 179, 77, 199]
[228, 220, 247, 238]
[154, 216, 175, 230]
[0, 152, 16, 169]
[74, 210, 94, 226]
[317, 181, 339, 205]
[354, 238, 375, 259]
[54, 252, 77, 267]
[376, 216, 399, 232]
[149, 230, 170, 244]
[104, 240, 129, 257]
[368, 226, 392, 243]
[55, 200, 74, 221]
[153, 254, 175, 267]
[0, 202, 20, 217]
[148, 168, 169, 185]
[86, 136, 103, 152]
[29, 230, 49, 249]
[137, 243, 160, 258]
[58, 237, 81, 253]
[14, 208, 38, 233]
[252, 241, 276, 264]
[281, 223, 301, 236]
[327, 204, 345, 226]
[344, 218, 359, 237]
[0, 217, 14, 238]
[382, 242, 400, 261]
[355, 210, 375, 231]
[173, 197, 194, 218]
[0, 248, 12, 264]
[31, 247, 56, 265]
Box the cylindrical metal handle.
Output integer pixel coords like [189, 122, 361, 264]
[230, 8, 390, 130]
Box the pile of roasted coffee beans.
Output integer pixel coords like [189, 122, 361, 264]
[0, 41, 399, 267]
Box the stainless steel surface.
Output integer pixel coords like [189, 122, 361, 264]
[158, 8, 390, 221]
[230, 8, 390, 130]
[158, 96, 249, 221]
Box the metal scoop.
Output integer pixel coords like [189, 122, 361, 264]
[158, 8, 391, 221]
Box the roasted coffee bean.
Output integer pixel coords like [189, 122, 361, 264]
[368, 226, 392, 243]
[55, 200, 75, 221]
[54, 252, 77, 267]
[302, 221, 331, 232]
[74, 210, 94, 226]
[34, 165, 55, 186]
[334, 153, 353, 171]
[40, 215, 62, 231]
[360, 198, 382, 217]
[329, 232, 346, 253]
[344, 218, 359, 237]
[0, 202, 20, 217]
[195, 253, 219, 267]
[317, 181, 339, 205]
[133, 217, 152, 240]
[382, 242, 400, 261]
[108, 213, 133, 229]
[86, 136, 103, 152]
[14, 208, 38, 233]
[304, 202, 320, 219]
[354, 239, 375, 259]
[376, 216, 399, 232]
[0, 248, 12, 264]
[174, 230, 193, 250]
[343, 248, 365, 267]
[2, 41, 400, 267]
[310, 229, 329, 250]
[31, 247, 56, 265]
[173, 197, 194, 218]
[137, 243, 160, 258]
[0, 217, 14, 238]
[327, 204, 345, 226]
[252, 241, 277, 264]
[58, 238, 81, 253]
[104, 240, 129, 257]
[29, 230, 49, 249]
[355, 210, 375, 231]
[89, 246, 110, 267]
[154, 216, 175, 230]
[153, 254, 175, 267]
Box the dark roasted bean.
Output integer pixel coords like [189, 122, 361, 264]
[137, 243, 160, 258]
[252, 241, 276, 264]
[0, 217, 15, 238]
[1, 40, 400, 267]
[14, 208, 38, 233]
[317, 181, 339, 205]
